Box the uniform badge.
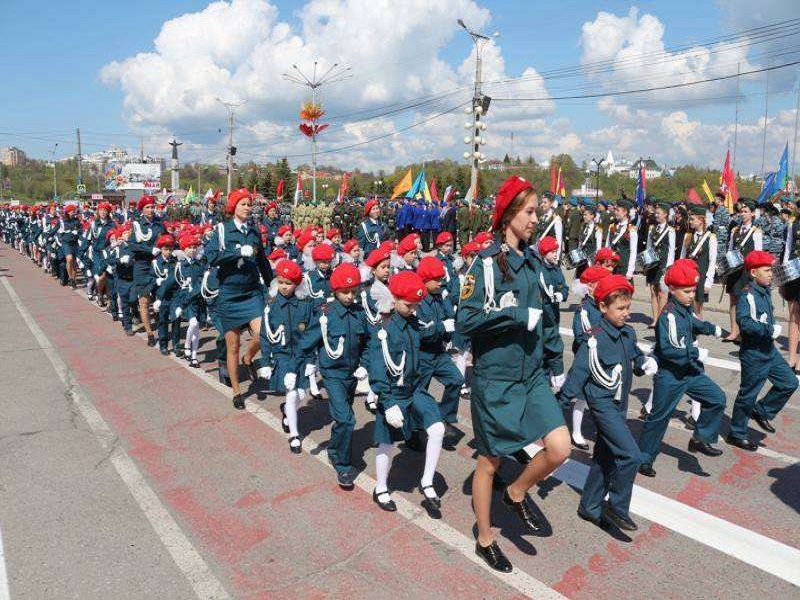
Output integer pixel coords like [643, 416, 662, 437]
[460, 274, 476, 300]
[298, 322, 307, 332]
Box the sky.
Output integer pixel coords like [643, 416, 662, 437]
[2, 0, 800, 176]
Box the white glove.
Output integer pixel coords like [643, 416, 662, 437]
[642, 356, 658, 376]
[759, 313, 768, 324]
[554, 292, 564, 303]
[284, 372, 297, 391]
[77, 259, 83, 269]
[86, 269, 92, 277]
[550, 373, 566, 392]
[152, 247, 160, 256]
[527, 308, 543, 331]
[175, 307, 183, 318]
[714, 326, 722, 338]
[152, 300, 161, 313]
[442, 319, 455, 333]
[105, 266, 113, 274]
[120, 255, 130, 264]
[257, 366, 272, 380]
[772, 324, 782, 339]
[156, 277, 164, 286]
[385, 405, 404, 428]
[304, 363, 318, 377]
[498, 291, 518, 309]
[353, 366, 368, 380]
[240, 244, 254, 258]
[697, 347, 709, 361]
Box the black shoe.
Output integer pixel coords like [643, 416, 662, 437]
[688, 437, 723, 456]
[419, 483, 442, 510]
[576, 508, 602, 527]
[125, 329, 134, 336]
[364, 399, 377, 414]
[147, 335, 156, 347]
[219, 374, 232, 388]
[501, 488, 541, 533]
[289, 436, 302, 454]
[279, 402, 290, 434]
[685, 416, 697, 430]
[112, 314, 119, 322]
[572, 438, 590, 451]
[638, 463, 657, 477]
[189, 358, 200, 369]
[601, 503, 638, 531]
[159, 346, 169, 356]
[405, 429, 425, 452]
[726, 435, 758, 451]
[750, 411, 775, 434]
[232, 394, 245, 410]
[475, 541, 512, 573]
[337, 470, 356, 489]
[372, 489, 397, 512]
[639, 406, 649, 420]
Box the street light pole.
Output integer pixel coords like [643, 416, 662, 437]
[458, 19, 498, 205]
[216, 98, 245, 197]
[51, 143, 59, 199]
[591, 157, 605, 201]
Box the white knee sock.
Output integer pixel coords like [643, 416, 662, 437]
[691, 400, 701, 421]
[375, 443, 396, 495]
[285, 390, 300, 437]
[421, 422, 445, 494]
[186, 317, 200, 359]
[572, 399, 587, 444]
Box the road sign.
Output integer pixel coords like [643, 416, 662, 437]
[77, 184, 86, 193]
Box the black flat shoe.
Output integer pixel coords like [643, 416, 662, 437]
[364, 398, 377, 414]
[419, 483, 442, 514]
[750, 411, 775, 434]
[684, 416, 697, 430]
[688, 437, 723, 456]
[279, 402, 290, 433]
[577, 509, 602, 527]
[475, 541, 512, 573]
[602, 503, 637, 531]
[337, 470, 356, 489]
[232, 394, 245, 410]
[372, 489, 397, 512]
[159, 347, 169, 356]
[189, 358, 200, 368]
[501, 488, 541, 534]
[638, 463, 656, 477]
[572, 438, 590, 451]
[289, 436, 302, 454]
[726, 435, 758, 451]
[147, 335, 157, 347]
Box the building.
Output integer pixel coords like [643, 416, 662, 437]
[629, 158, 663, 180]
[601, 151, 664, 179]
[1, 147, 26, 167]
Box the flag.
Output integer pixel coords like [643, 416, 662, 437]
[556, 167, 565, 197]
[336, 172, 350, 203]
[406, 170, 427, 199]
[549, 161, 557, 194]
[442, 185, 454, 204]
[464, 171, 478, 205]
[719, 150, 738, 213]
[184, 185, 196, 205]
[776, 143, 789, 191]
[293, 173, 303, 205]
[422, 175, 432, 202]
[757, 172, 778, 205]
[429, 178, 440, 202]
[276, 179, 285, 201]
[700, 180, 716, 205]
[635, 163, 646, 209]
[390, 169, 413, 200]
[686, 188, 703, 205]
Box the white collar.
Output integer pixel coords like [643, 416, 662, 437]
[233, 217, 246, 232]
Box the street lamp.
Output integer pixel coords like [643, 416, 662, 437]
[322, 183, 330, 198]
[591, 157, 605, 201]
[51, 143, 59, 199]
[373, 179, 383, 194]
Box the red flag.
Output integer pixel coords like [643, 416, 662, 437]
[276, 179, 285, 200]
[557, 167, 565, 197]
[549, 161, 557, 194]
[686, 188, 703, 205]
[337, 172, 350, 203]
[429, 178, 440, 202]
[720, 150, 738, 213]
[293, 174, 303, 205]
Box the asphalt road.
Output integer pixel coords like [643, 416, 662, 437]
[0, 244, 798, 600]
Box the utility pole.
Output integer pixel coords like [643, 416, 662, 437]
[51, 143, 59, 199]
[217, 98, 245, 197]
[791, 81, 800, 190]
[591, 157, 605, 201]
[282, 61, 351, 203]
[732, 62, 740, 172]
[76, 128, 83, 186]
[458, 19, 498, 205]
[761, 70, 770, 181]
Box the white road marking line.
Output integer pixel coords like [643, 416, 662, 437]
[172, 352, 564, 600]
[0, 525, 10, 600]
[1, 277, 231, 600]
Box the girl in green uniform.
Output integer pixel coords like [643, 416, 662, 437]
[456, 176, 570, 573]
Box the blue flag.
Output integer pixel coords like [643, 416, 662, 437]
[757, 172, 777, 205]
[776, 143, 789, 190]
[405, 170, 426, 199]
[635, 164, 646, 209]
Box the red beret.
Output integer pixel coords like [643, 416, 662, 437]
[492, 176, 533, 230]
[179, 234, 200, 251]
[275, 259, 302, 284]
[268, 248, 287, 261]
[311, 244, 335, 262]
[364, 199, 379, 216]
[580, 265, 612, 284]
[397, 234, 419, 256]
[416, 256, 446, 282]
[64, 204, 78, 214]
[435, 231, 453, 246]
[225, 188, 251, 215]
[538, 236, 559, 256]
[595, 247, 620, 263]
[97, 202, 112, 212]
[137, 195, 156, 211]
[266, 202, 278, 213]
[460, 241, 479, 258]
[330, 263, 361, 291]
[105, 228, 118, 241]
[744, 250, 775, 270]
[326, 228, 340, 240]
[278, 224, 292, 236]
[343, 239, 359, 253]
[594, 274, 634, 303]
[366, 246, 392, 268]
[474, 231, 492, 246]
[389, 271, 427, 303]
[155, 234, 175, 248]
[664, 258, 700, 288]
[296, 232, 314, 252]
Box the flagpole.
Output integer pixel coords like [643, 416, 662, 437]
[733, 62, 740, 172]
[792, 81, 800, 191]
[761, 70, 770, 181]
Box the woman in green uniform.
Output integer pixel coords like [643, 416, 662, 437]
[456, 175, 570, 573]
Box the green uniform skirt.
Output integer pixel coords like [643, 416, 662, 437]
[470, 369, 564, 457]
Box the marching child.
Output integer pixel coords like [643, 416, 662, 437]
[536, 236, 569, 392]
[300, 243, 335, 307]
[171, 234, 206, 368]
[151, 234, 181, 355]
[562, 275, 657, 532]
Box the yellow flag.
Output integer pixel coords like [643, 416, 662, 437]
[390, 169, 413, 200]
[700, 180, 715, 205]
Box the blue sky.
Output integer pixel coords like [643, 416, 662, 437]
[2, 0, 799, 174]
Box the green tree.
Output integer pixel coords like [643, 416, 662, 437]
[258, 169, 273, 197]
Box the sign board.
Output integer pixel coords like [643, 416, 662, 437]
[91, 193, 103, 200]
